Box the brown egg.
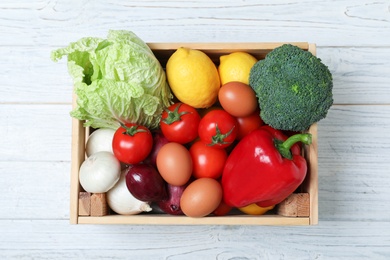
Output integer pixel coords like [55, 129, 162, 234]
[180, 178, 222, 217]
[218, 81, 258, 117]
[156, 142, 192, 186]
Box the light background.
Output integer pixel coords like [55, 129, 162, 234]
[1, 1, 389, 259]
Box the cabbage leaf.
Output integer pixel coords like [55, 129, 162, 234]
[51, 30, 172, 130]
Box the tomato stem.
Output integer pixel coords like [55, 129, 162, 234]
[120, 122, 147, 136]
[208, 124, 235, 146]
[162, 103, 190, 125]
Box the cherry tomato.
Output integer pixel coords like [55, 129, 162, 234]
[198, 109, 238, 149]
[236, 110, 264, 140]
[160, 103, 201, 144]
[112, 123, 153, 164]
[189, 141, 227, 179]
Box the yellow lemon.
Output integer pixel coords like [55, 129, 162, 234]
[218, 52, 258, 85]
[166, 47, 220, 108]
[238, 203, 275, 215]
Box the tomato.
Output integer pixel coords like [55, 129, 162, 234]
[236, 110, 264, 140]
[112, 123, 153, 164]
[238, 203, 274, 215]
[198, 109, 238, 149]
[189, 141, 227, 179]
[218, 81, 258, 117]
[213, 200, 233, 216]
[160, 103, 201, 144]
[197, 106, 223, 118]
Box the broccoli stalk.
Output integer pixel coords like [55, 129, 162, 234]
[249, 44, 333, 132]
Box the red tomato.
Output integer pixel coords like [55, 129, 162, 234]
[189, 141, 227, 179]
[112, 123, 153, 164]
[198, 109, 238, 149]
[160, 103, 201, 144]
[213, 200, 233, 216]
[236, 111, 264, 140]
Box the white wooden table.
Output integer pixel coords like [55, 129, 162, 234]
[1, 1, 389, 259]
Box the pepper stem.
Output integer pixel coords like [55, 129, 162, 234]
[274, 133, 312, 160]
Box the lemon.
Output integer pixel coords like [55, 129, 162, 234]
[238, 203, 275, 215]
[166, 47, 220, 108]
[218, 52, 258, 85]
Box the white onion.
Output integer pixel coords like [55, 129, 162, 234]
[79, 151, 121, 193]
[107, 170, 152, 215]
[85, 128, 116, 157]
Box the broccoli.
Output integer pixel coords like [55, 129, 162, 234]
[249, 44, 333, 132]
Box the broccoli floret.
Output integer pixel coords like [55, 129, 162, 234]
[249, 44, 333, 132]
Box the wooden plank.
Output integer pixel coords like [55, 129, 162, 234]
[69, 93, 85, 223]
[0, 1, 389, 47]
[303, 123, 319, 224]
[318, 47, 390, 105]
[0, 219, 389, 259]
[0, 104, 72, 162]
[90, 193, 108, 217]
[78, 192, 90, 216]
[78, 215, 310, 226]
[1, 45, 389, 105]
[276, 193, 310, 217]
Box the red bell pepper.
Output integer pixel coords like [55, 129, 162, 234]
[221, 126, 312, 208]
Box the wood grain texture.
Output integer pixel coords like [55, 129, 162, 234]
[0, 220, 389, 259]
[0, 0, 389, 47]
[0, 0, 389, 258]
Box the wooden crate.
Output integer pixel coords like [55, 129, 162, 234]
[70, 42, 318, 225]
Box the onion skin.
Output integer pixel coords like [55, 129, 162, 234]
[107, 170, 152, 215]
[85, 128, 116, 157]
[125, 164, 168, 202]
[144, 131, 169, 167]
[79, 151, 121, 193]
[157, 183, 187, 215]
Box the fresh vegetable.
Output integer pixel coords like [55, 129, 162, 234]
[112, 123, 153, 165]
[51, 30, 172, 130]
[160, 103, 201, 144]
[218, 81, 258, 117]
[198, 109, 238, 149]
[238, 203, 274, 215]
[79, 151, 121, 193]
[85, 128, 116, 157]
[249, 44, 333, 131]
[180, 178, 223, 218]
[189, 140, 227, 179]
[222, 127, 312, 208]
[144, 131, 169, 167]
[107, 170, 152, 215]
[235, 110, 264, 140]
[213, 200, 233, 216]
[157, 183, 187, 215]
[125, 164, 168, 202]
[156, 142, 192, 186]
